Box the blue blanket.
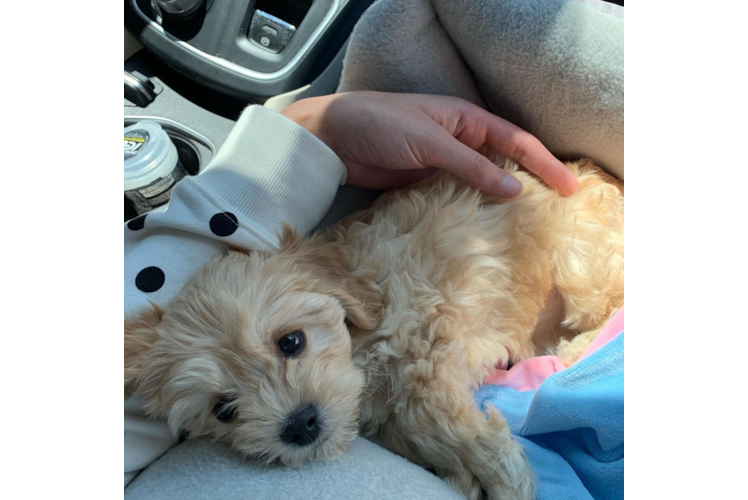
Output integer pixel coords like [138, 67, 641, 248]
[474, 333, 624, 499]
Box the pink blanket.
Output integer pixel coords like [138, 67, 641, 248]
[484, 307, 625, 391]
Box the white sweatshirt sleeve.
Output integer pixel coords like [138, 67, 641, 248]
[124, 105, 347, 487]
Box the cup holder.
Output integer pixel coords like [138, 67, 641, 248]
[124, 117, 215, 222]
[171, 135, 201, 176]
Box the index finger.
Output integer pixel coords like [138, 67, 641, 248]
[479, 110, 579, 196]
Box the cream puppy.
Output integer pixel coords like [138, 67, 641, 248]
[125, 160, 623, 500]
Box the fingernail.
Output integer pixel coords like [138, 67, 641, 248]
[499, 174, 523, 197]
[568, 177, 580, 195]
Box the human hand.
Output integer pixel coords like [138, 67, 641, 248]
[281, 91, 578, 197]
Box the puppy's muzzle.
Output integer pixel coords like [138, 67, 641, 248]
[281, 404, 320, 446]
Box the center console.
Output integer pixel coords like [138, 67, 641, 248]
[125, 0, 375, 100]
[124, 0, 377, 223]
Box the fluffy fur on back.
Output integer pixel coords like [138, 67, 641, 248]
[125, 160, 623, 500]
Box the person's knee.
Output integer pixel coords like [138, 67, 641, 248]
[125, 437, 462, 500]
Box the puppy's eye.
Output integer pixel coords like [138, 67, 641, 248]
[278, 330, 305, 356]
[212, 396, 238, 423]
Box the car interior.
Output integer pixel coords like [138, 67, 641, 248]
[125, 0, 624, 497]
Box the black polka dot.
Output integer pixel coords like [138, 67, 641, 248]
[135, 266, 165, 293]
[127, 214, 147, 231]
[209, 212, 238, 237]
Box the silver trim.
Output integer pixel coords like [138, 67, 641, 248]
[124, 72, 153, 98]
[157, 0, 203, 16]
[253, 10, 296, 31]
[129, 0, 339, 81]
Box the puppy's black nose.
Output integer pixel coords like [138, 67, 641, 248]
[281, 405, 320, 446]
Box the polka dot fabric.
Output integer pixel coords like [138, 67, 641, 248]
[123, 184, 266, 323]
[209, 212, 239, 237]
[127, 214, 147, 231]
[135, 266, 165, 293]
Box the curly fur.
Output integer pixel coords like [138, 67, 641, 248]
[125, 160, 623, 499]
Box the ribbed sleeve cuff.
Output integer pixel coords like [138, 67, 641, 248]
[195, 105, 348, 247]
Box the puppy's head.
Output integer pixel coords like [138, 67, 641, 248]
[125, 230, 382, 465]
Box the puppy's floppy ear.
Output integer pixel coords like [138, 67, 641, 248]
[124, 305, 162, 399]
[320, 270, 383, 331]
[337, 278, 384, 330]
[279, 224, 384, 331]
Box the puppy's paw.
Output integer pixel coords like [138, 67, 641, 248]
[556, 328, 603, 367]
[440, 466, 483, 500]
[484, 443, 536, 500]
